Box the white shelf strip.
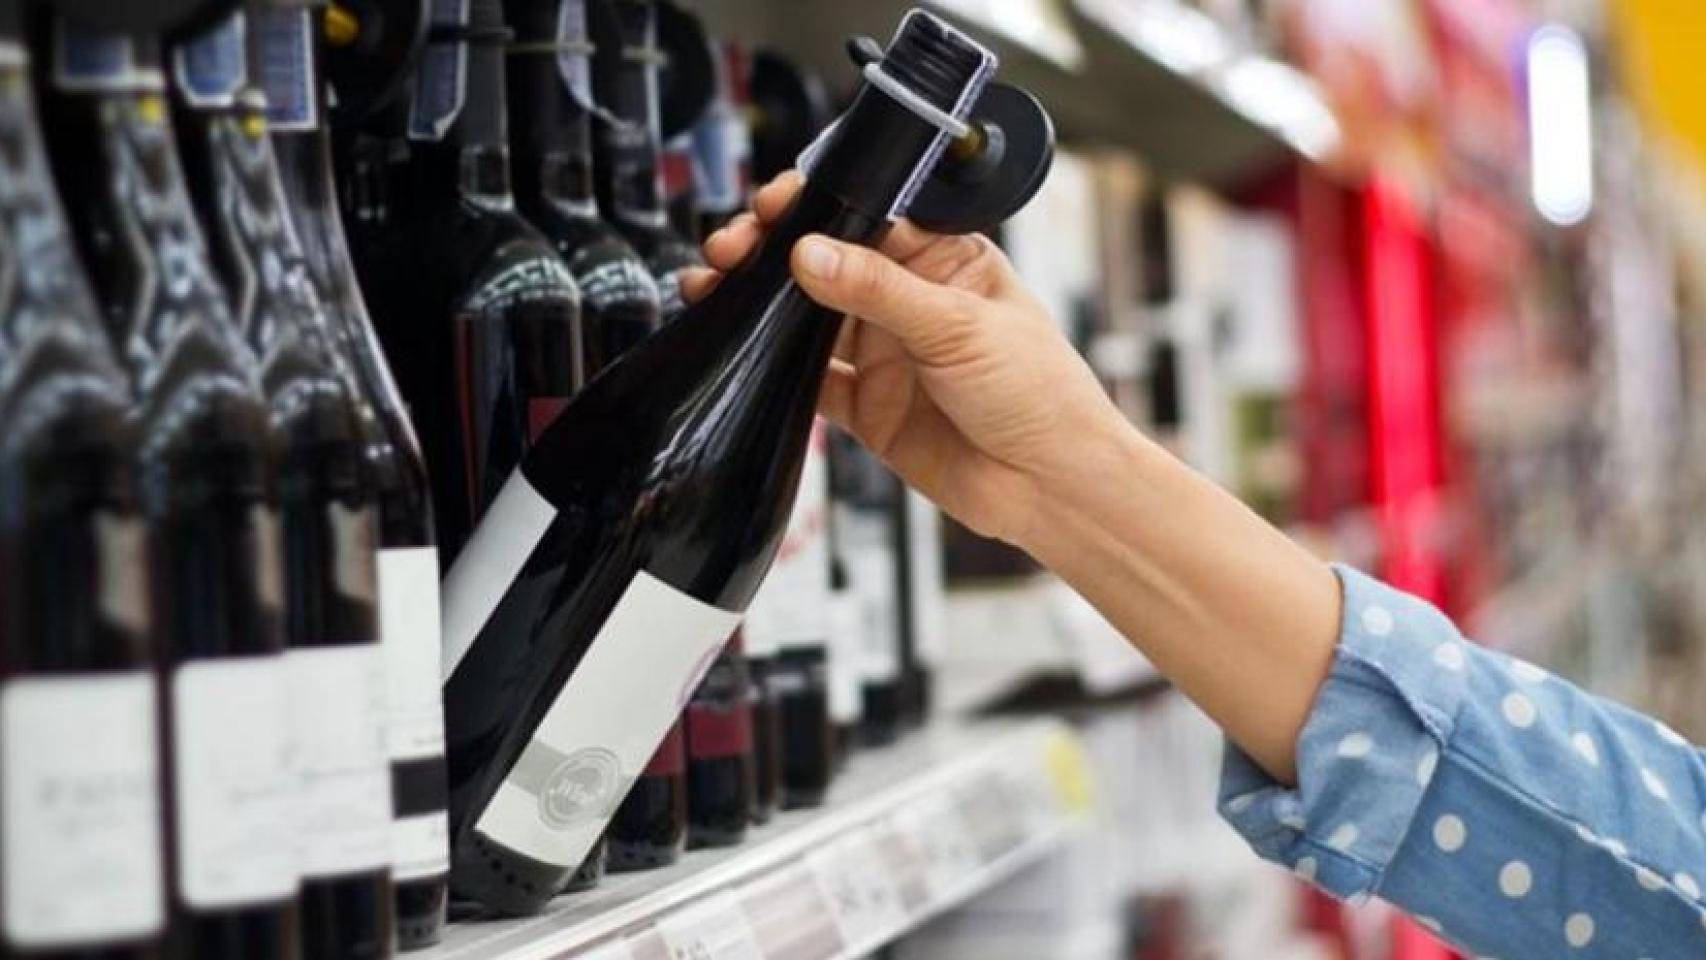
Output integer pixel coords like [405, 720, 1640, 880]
[421, 718, 1091, 960]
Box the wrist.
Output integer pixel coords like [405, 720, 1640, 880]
[1014, 410, 1157, 565]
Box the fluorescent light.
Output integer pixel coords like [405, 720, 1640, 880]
[1527, 24, 1594, 226]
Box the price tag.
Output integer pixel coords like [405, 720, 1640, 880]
[867, 817, 931, 911]
[654, 892, 764, 960]
[896, 791, 981, 901]
[1042, 728, 1094, 815]
[806, 830, 908, 950]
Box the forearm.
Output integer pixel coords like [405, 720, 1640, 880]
[1019, 419, 1341, 784]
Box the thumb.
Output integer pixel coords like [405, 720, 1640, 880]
[792, 234, 979, 366]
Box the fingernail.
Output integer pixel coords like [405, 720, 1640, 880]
[797, 238, 840, 279]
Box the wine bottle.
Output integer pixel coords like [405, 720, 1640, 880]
[0, 22, 166, 958]
[895, 488, 946, 728]
[686, 38, 782, 821]
[169, 11, 401, 958]
[35, 18, 300, 960]
[684, 633, 755, 848]
[745, 418, 835, 808]
[504, 0, 662, 889]
[356, 0, 585, 561]
[255, 5, 453, 947]
[505, 0, 661, 366]
[748, 631, 783, 825]
[588, 0, 700, 318]
[828, 433, 903, 747]
[439, 10, 1002, 914]
[827, 533, 864, 765]
[585, 0, 702, 871]
[506, 0, 682, 878]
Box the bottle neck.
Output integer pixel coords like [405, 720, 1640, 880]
[508, 0, 597, 215]
[255, 7, 365, 320]
[410, 0, 514, 205]
[594, 0, 666, 228]
[41, 20, 249, 380]
[0, 33, 113, 359]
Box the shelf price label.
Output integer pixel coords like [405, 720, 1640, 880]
[866, 817, 931, 912]
[1042, 728, 1094, 816]
[895, 790, 981, 901]
[654, 892, 763, 960]
[806, 829, 908, 951]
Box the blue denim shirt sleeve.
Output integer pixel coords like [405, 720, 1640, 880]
[1219, 564, 1706, 956]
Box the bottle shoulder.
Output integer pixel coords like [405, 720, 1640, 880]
[131, 323, 272, 460]
[0, 332, 133, 465]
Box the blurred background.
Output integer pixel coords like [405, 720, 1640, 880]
[687, 0, 1706, 957]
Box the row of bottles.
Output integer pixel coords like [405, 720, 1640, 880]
[2, 0, 1028, 950]
[0, 0, 449, 957]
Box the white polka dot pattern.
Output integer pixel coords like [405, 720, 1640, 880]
[1433, 815, 1467, 852]
[1564, 913, 1594, 948]
[1217, 565, 1706, 959]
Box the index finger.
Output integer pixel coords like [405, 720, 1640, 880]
[751, 171, 804, 225]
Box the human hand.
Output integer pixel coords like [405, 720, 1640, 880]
[681, 172, 1131, 550]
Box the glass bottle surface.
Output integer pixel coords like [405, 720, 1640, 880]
[171, 12, 395, 959]
[0, 23, 165, 960]
[588, 0, 701, 320]
[438, 11, 998, 915]
[254, 6, 452, 947]
[37, 20, 298, 960]
[352, 0, 584, 561]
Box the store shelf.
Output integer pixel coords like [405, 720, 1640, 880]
[694, 0, 1338, 188]
[424, 718, 1092, 960]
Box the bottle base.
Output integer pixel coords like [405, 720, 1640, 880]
[394, 876, 448, 952]
[781, 787, 826, 810]
[606, 841, 683, 873]
[687, 820, 748, 849]
[449, 830, 572, 917]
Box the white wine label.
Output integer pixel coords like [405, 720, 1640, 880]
[378, 546, 449, 879]
[745, 421, 831, 656]
[173, 658, 295, 907]
[379, 547, 446, 763]
[287, 645, 392, 877]
[904, 490, 948, 666]
[442, 471, 558, 679]
[840, 507, 900, 684]
[827, 589, 864, 725]
[656, 891, 764, 960]
[393, 810, 450, 882]
[96, 511, 150, 638]
[476, 570, 740, 867]
[1, 674, 164, 946]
